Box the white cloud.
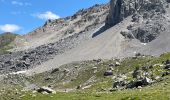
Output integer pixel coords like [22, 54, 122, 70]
[0, 24, 21, 32]
[35, 11, 60, 20]
[11, 1, 32, 6]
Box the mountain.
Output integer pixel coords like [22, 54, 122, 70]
[12, 4, 109, 51]
[3, 0, 170, 75]
[0, 0, 170, 100]
[105, 0, 170, 56]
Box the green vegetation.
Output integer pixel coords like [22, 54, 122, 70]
[0, 32, 17, 55]
[21, 80, 170, 100]
[1, 53, 170, 100]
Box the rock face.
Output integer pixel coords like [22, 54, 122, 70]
[106, 0, 167, 27]
[106, 0, 169, 43]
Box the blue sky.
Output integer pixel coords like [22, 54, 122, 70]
[0, 0, 109, 34]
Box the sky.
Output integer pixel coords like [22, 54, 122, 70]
[0, 0, 109, 34]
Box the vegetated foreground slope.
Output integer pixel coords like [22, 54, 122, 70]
[1, 1, 170, 76]
[0, 52, 170, 100]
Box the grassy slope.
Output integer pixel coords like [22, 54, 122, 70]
[21, 53, 170, 100]
[22, 81, 170, 100]
[0, 32, 17, 54]
[1, 53, 170, 100]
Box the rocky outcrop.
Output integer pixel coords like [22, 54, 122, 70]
[106, 0, 167, 27]
[106, 0, 170, 43]
[112, 60, 170, 90]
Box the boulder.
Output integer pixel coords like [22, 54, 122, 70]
[113, 81, 126, 89]
[115, 62, 121, 66]
[113, 75, 127, 89]
[37, 86, 56, 94]
[167, 0, 170, 3]
[165, 59, 170, 65]
[162, 72, 170, 77]
[104, 70, 113, 76]
[51, 68, 59, 74]
[164, 65, 170, 70]
[127, 77, 153, 88]
[132, 69, 143, 79]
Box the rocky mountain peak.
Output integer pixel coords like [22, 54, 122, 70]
[106, 0, 170, 43]
[106, 0, 168, 27]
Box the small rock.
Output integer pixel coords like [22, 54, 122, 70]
[137, 86, 142, 89]
[164, 65, 170, 70]
[155, 76, 161, 80]
[165, 59, 170, 65]
[92, 67, 97, 69]
[109, 67, 114, 71]
[115, 62, 121, 66]
[51, 68, 59, 74]
[162, 72, 170, 77]
[108, 64, 115, 67]
[104, 70, 113, 76]
[76, 85, 82, 89]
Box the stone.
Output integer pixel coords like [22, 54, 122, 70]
[115, 61, 121, 66]
[51, 68, 59, 74]
[143, 77, 152, 85]
[132, 69, 143, 79]
[104, 70, 113, 76]
[37, 86, 56, 94]
[132, 14, 140, 22]
[76, 85, 82, 89]
[162, 72, 170, 77]
[127, 77, 153, 88]
[165, 59, 170, 65]
[167, 0, 170, 3]
[113, 75, 128, 89]
[63, 69, 70, 73]
[109, 67, 114, 71]
[108, 64, 115, 67]
[164, 65, 170, 70]
[113, 81, 126, 88]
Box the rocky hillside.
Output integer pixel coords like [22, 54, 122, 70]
[0, 53, 170, 100]
[0, 4, 110, 75]
[12, 4, 109, 51]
